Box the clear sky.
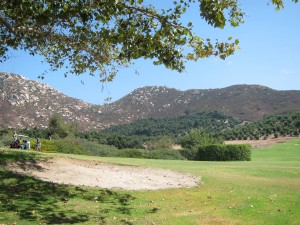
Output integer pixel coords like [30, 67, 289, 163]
[1, 1, 299, 105]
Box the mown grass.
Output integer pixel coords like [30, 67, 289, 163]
[0, 137, 300, 224]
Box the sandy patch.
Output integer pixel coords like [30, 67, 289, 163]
[224, 136, 295, 148]
[5, 157, 200, 190]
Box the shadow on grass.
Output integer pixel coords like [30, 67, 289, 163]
[0, 167, 89, 223]
[84, 189, 136, 216]
[0, 151, 136, 224]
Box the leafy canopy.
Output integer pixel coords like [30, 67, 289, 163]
[48, 114, 77, 138]
[179, 129, 223, 150]
[0, 0, 298, 81]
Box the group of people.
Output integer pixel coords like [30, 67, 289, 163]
[21, 139, 30, 150]
[12, 131, 41, 151]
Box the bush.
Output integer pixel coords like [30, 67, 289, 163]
[33, 138, 91, 155]
[146, 149, 185, 160]
[27, 139, 54, 152]
[195, 144, 251, 161]
[0, 134, 14, 147]
[52, 139, 92, 155]
[79, 139, 119, 157]
[179, 148, 198, 160]
[118, 149, 145, 158]
[106, 135, 143, 149]
[179, 129, 223, 150]
[144, 137, 174, 150]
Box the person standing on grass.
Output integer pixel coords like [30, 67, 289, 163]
[36, 137, 41, 151]
[48, 132, 52, 140]
[13, 131, 17, 141]
[25, 140, 30, 150]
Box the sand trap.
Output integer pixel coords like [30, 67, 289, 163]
[6, 157, 200, 190]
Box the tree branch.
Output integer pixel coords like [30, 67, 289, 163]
[0, 14, 17, 35]
[125, 5, 184, 29]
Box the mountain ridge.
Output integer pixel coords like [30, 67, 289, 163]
[1, 72, 300, 131]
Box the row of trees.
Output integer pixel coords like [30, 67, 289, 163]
[79, 111, 300, 148]
[77, 111, 237, 149]
[2, 111, 300, 150]
[220, 112, 300, 140]
[0, 114, 78, 140]
[87, 111, 239, 138]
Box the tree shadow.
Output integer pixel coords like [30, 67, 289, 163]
[82, 189, 136, 216]
[0, 169, 89, 224]
[0, 149, 39, 164]
[0, 151, 137, 224]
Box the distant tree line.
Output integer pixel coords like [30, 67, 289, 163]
[1, 111, 300, 150]
[0, 114, 78, 140]
[220, 112, 300, 140]
[100, 111, 239, 137]
[77, 111, 238, 149]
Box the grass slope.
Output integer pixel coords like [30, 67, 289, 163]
[1, 138, 300, 224]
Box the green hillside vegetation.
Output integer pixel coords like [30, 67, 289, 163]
[0, 137, 299, 224]
[100, 111, 239, 136]
[77, 111, 240, 149]
[1, 111, 299, 159]
[77, 111, 300, 149]
[0, 136, 185, 160]
[221, 112, 300, 140]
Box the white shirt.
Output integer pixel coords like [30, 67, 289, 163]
[26, 141, 30, 150]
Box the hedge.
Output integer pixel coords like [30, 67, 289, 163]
[195, 144, 251, 161]
[27, 138, 92, 155]
[22, 138, 185, 160]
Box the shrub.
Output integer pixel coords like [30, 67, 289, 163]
[0, 134, 14, 147]
[52, 139, 92, 155]
[106, 135, 143, 149]
[79, 139, 119, 157]
[115, 148, 185, 160]
[195, 144, 251, 161]
[146, 149, 185, 160]
[118, 149, 145, 158]
[31, 138, 91, 155]
[144, 137, 174, 150]
[38, 139, 60, 153]
[179, 148, 198, 160]
[179, 129, 223, 150]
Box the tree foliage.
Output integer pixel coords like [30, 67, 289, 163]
[98, 111, 239, 137]
[1, 0, 297, 81]
[221, 112, 300, 140]
[76, 111, 238, 149]
[195, 144, 251, 161]
[179, 129, 223, 150]
[48, 114, 77, 138]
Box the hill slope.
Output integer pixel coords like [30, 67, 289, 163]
[111, 85, 300, 121]
[1, 72, 300, 130]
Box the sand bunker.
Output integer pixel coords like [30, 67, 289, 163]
[6, 157, 200, 190]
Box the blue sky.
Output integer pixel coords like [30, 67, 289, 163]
[1, 1, 299, 105]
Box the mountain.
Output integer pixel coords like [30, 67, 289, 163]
[0, 72, 111, 131]
[114, 85, 300, 121]
[1, 72, 300, 131]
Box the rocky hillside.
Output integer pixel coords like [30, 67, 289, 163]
[0, 72, 117, 130]
[112, 85, 300, 122]
[1, 72, 300, 130]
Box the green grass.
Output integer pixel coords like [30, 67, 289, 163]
[0, 137, 300, 224]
